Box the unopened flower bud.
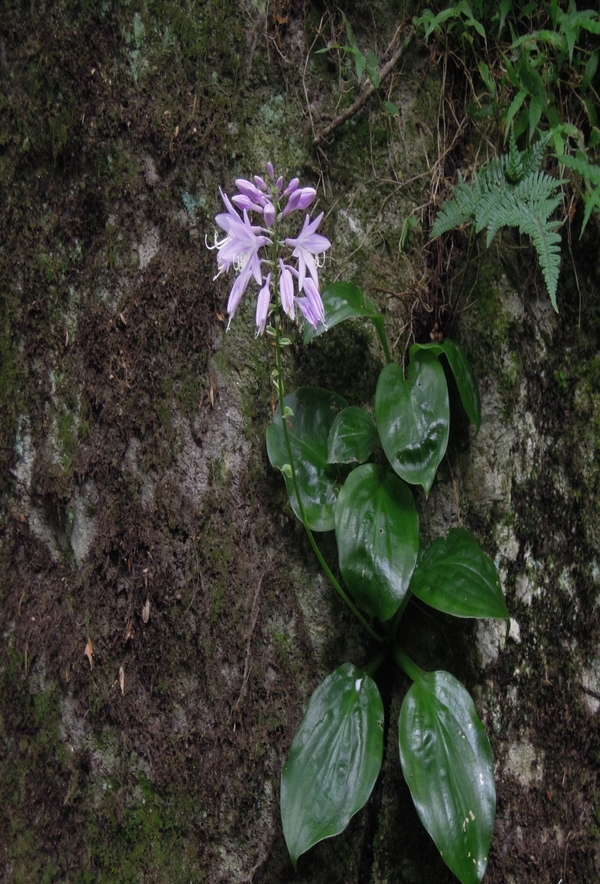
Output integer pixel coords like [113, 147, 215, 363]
[296, 187, 317, 210]
[266, 162, 275, 178]
[283, 178, 299, 197]
[236, 178, 267, 205]
[255, 273, 272, 335]
[280, 189, 301, 218]
[232, 194, 263, 213]
[263, 201, 276, 226]
[279, 259, 295, 320]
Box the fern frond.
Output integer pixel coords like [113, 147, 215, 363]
[430, 134, 564, 310]
[515, 171, 566, 210]
[505, 135, 524, 183]
[520, 133, 552, 179]
[430, 174, 481, 236]
[517, 208, 562, 310]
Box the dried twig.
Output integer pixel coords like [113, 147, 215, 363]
[313, 29, 414, 147]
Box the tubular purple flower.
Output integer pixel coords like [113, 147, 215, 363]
[303, 277, 325, 325]
[214, 190, 270, 323]
[255, 273, 272, 335]
[235, 178, 268, 206]
[295, 287, 325, 329]
[280, 192, 299, 218]
[227, 259, 256, 326]
[285, 212, 331, 291]
[296, 187, 317, 211]
[283, 178, 299, 197]
[278, 260, 295, 320]
[232, 194, 264, 213]
[209, 171, 329, 335]
[263, 201, 276, 227]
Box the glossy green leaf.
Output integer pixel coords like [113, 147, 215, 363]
[303, 282, 380, 342]
[410, 527, 508, 619]
[281, 663, 384, 867]
[399, 671, 495, 884]
[335, 464, 419, 621]
[375, 352, 449, 495]
[302, 282, 391, 363]
[327, 406, 379, 464]
[266, 387, 348, 531]
[410, 339, 481, 428]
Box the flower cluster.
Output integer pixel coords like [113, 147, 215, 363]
[207, 163, 330, 334]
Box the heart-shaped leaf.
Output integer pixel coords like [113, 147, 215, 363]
[303, 282, 380, 342]
[410, 527, 508, 619]
[281, 663, 384, 867]
[303, 282, 391, 362]
[409, 340, 481, 429]
[266, 387, 348, 531]
[399, 670, 495, 884]
[335, 464, 419, 621]
[375, 352, 449, 495]
[327, 406, 379, 464]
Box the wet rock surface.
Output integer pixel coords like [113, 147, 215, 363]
[1, 3, 599, 883]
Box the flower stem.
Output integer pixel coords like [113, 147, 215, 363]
[273, 329, 384, 644]
[268, 240, 384, 644]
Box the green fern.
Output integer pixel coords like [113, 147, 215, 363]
[431, 134, 566, 310]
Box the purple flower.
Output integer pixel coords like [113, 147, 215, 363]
[296, 278, 325, 329]
[255, 273, 272, 335]
[279, 260, 295, 320]
[263, 202, 276, 227]
[235, 178, 268, 207]
[212, 189, 270, 326]
[231, 193, 265, 213]
[208, 166, 330, 336]
[285, 212, 330, 291]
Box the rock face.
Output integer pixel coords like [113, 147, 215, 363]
[1, 3, 599, 883]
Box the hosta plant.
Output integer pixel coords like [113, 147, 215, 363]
[208, 165, 508, 884]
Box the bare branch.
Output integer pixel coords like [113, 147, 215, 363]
[313, 29, 414, 147]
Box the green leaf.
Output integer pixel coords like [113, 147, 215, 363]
[281, 663, 384, 867]
[355, 50, 366, 83]
[366, 48, 380, 88]
[399, 671, 495, 884]
[375, 352, 449, 495]
[528, 95, 543, 141]
[327, 406, 379, 464]
[560, 151, 600, 186]
[410, 527, 508, 619]
[303, 282, 381, 342]
[580, 184, 600, 236]
[266, 387, 348, 531]
[335, 464, 419, 621]
[505, 89, 527, 134]
[385, 100, 400, 116]
[477, 61, 496, 97]
[303, 281, 391, 363]
[409, 339, 481, 429]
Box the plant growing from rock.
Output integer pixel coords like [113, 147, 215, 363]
[431, 132, 565, 309]
[208, 165, 508, 884]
